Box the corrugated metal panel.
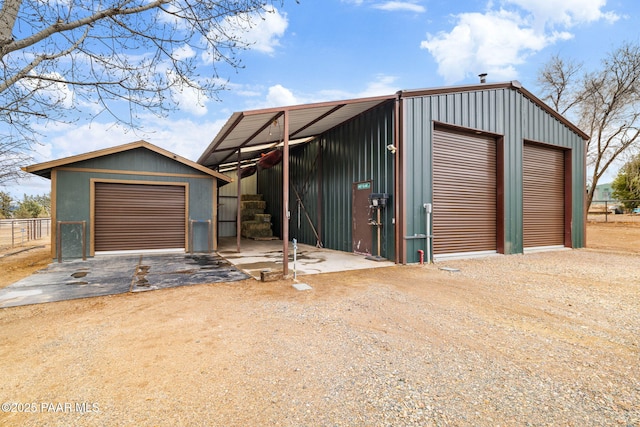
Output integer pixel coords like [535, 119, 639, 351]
[94, 183, 185, 251]
[218, 173, 257, 237]
[258, 102, 395, 259]
[402, 86, 585, 262]
[432, 129, 497, 254]
[523, 143, 565, 247]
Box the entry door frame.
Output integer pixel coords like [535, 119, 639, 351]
[352, 180, 373, 255]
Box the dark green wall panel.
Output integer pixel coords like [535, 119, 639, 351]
[258, 102, 396, 260]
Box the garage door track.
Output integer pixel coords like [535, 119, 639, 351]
[0, 253, 249, 308]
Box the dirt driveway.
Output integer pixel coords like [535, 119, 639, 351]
[0, 223, 638, 426]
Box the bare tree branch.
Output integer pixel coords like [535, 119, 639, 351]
[0, 0, 292, 186]
[537, 42, 640, 208]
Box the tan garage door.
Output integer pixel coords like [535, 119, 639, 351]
[433, 129, 497, 255]
[94, 182, 186, 252]
[523, 143, 565, 248]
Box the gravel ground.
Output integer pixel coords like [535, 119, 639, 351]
[0, 229, 639, 426]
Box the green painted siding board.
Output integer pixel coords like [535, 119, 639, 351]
[53, 149, 216, 259]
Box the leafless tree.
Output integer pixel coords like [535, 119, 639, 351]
[537, 42, 640, 208]
[0, 0, 290, 184]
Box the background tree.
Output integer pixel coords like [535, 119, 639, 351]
[611, 154, 640, 210]
[0, 0, 291, 185]
[537, 42, 640, 208]
[0, 191, 12, 218]
[33, 193, 51, 217]
[14, 194, 43, 218]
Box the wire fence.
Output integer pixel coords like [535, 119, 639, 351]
[588, 200, 640, 223]
[0, 218, 52, 250]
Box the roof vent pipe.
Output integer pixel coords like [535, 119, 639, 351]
[479, 73, 487, 84]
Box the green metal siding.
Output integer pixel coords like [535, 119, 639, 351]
[258, 102, 396, 259]
[54, 148, 216, 259]
[402, 87, 586, 262]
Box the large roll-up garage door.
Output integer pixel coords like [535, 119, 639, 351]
[94, 182, 186, 252]
[523, 143, 565, 248]
[433, 129, 497, 256]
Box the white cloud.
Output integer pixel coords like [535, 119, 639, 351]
[208, 5, 289, 58]
[247, 75, 400, 110]
[172, 44, 196, 60]
[373, 2, 426, 13]
[505, 0, 620, 28]
[357, 75, 400, 97]
[422, 10, 554, 83]
[265, 84, 298, 107]
[27, 118, 224, 169]
[421, 0, 617, 83]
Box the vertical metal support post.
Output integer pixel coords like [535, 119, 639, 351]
[236, 150, 242, 253]
[282, 109, 290, 277]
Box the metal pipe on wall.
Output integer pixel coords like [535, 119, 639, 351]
[424, 203, 432, 263]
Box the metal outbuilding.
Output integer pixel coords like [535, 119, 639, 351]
[24, 140, 232, 260]
[199, 81, 589, 272]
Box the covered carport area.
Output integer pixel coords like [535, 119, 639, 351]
[198, 94, 399, 278]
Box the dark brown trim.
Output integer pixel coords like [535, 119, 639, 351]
[393, 94, 401, 263]
[199, 113, 245, 164]
[240, 94, 396, 117]
[564, 150, 573, 247]
[433, 120, 504, 138]
[397, 95, 407, 264]
[282, 110, 290, 277]
[216, 112, 284, 166]
[291, 104, 345, 138]
[496, 136, 505, 254]
[402, 81, 515, 98]
[522, 140, 568, 248]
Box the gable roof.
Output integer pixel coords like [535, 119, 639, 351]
[401, 80, 590, 140]
[23, 140, 232, 182]
[198, 81, 589, 169]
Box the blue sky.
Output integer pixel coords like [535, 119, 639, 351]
[9, 0, 638, 198]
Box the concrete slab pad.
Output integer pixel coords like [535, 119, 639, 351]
[218, 237, 395, 279]
[0, 253, 249, 308]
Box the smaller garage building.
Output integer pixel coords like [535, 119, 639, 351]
[24, 140, 231, 260]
